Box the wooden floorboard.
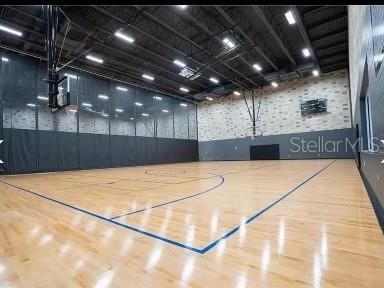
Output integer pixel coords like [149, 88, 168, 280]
[0, 159, 383, 287]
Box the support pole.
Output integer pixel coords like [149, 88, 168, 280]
[252, 90, 256, 137]
[46, 5, 59, 108]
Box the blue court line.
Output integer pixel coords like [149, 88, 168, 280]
[109, 164, 276, 220]
[0, 178, 204, 254]
[109, 173, 225, 220]
[200, 160, 336, 253]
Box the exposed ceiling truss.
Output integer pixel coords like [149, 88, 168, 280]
[0, 5, 348, 102]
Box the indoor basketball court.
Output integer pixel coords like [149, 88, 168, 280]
[0, 4, 383, 288]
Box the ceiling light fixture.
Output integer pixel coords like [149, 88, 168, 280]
[271, 82, 278, 88]
[180, 87, 189, 93]
[0, 24, 22, 37]
[135, 102, 143, 106]
[142, 74, 154, 81]
[116, 86, 128, 92]
[177, 5, 188, 9]
[64, 73, 77, 79]
[302, 48, 310, 57]
[86, 55, 103, 63]
[206, 97, 213, 101]
[222, 38, 235, 49]
[209, 77, 219, 84]
[162, 109, 169, 113]
[153, 96, 162, 100]
[141, 113, 149, 117]
[37, 96, 49, 101]
[82, 102, 92, 107]
[253, 63, 262, 71]
[26, 103, 36, 107]
[233, 91, 241, 96]
[180, 103, 188, 107]
[173, 59, 186, 68]
[284, 10, 296, 25]
[114, 31, 135, 43]
[98, 94, 109, 100]
[1, 57, 9, 62]
[312, 69, 319, 76]
[115, 108, 124, 113]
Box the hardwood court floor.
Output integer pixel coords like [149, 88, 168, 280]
[0, 159, 383, 287]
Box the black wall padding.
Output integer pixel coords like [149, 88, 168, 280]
[38, 130, 59, 171]
[2, 129, 198, 174]
[2, 128, 12, 173]
[110, 135, 136, 167]
[11, 129, 37, 173]
[136, 136, 156, 166]
[156, 138, 173, 164]
[79, 133, 95, 169]
[125, 136, 136, 166]
[0, 50, 198, 174]
[173, 139, 185, 162]
[94, 134, 110, 168]
[110, 135, 126, 167]
[58, 132, 78, 170]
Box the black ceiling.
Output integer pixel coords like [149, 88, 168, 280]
[0, 5, 348, 102]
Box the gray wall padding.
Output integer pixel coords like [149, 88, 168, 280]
[11, 129, 38, 173]
[58, 132, 78, 170]
[94, 134, 110, 168]
[38, 130, 59, 171]
[79, 133, 95, 169]
[199, 128, 354, 161]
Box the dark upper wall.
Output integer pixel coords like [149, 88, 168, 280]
[0, 50, 198, 174]
[349, 6, 384, 228]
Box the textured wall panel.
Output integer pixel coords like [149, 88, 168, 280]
[198, 69, 351, 141]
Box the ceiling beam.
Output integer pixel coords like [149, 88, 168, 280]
[0, 41, 196, 103]
[91, 6, 243, 90]
[318, 53, 347, 65]
[7, 6, 207, 96]
[317, 42, 347, 56]
[318, 50, 347, 60]
[316, 41, 348, 51]
[132, 6, 251, 90]
[300, 6, 327, 16]
[252, 6, 296, 66]
[174, 7, 260, 88]
[321, 60, 348, 71]
[290, 6, 320, 72]
[214, 6, 278, 71]
[306, 11, 347, 30]
[311, 29, 347, 43]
